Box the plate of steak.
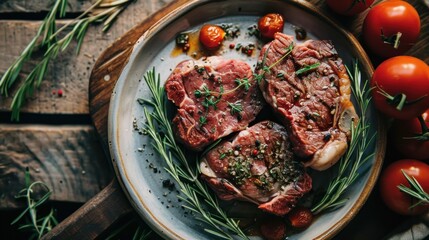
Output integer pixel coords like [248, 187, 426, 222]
[200, 121, 312, 216]
[165, 56, 264, 150]
[257, 32, 358, 171]
[106, 0, 384, 239]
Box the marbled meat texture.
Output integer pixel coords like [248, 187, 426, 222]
[165, 56, 264, 151]
[257, 33, 358, 171]
[200, 121, 312, 216]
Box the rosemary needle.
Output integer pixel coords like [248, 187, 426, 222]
[142, 68, 248, 240]
[311, 62, 376, 214]
[11, 168, 58, 239]
[0, 0, 135, 121]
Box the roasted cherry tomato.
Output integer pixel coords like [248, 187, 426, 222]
[370, 56, 429, 120]
[362, 0, 420, 58]
[287, 207, 313, 229]
[379, 159, 429, 215]
[199, 24, 226, 50]
[259, 216, 287, 240]
[326, 0, 375, 16]
[392, 109, 429, 161]
[258, 13, 284, 39]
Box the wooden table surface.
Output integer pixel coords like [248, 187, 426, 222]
[1, 0, 428, 239]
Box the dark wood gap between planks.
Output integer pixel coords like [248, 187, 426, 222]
[0, 112, 92, 124]
[0, 11, 83, 20]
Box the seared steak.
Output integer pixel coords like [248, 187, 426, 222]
[257, 33, 358, 171]
[165, 56, 264, 151]
[200, 121, 312, 216]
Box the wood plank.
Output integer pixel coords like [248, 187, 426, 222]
[40, 180, 133, 240]
[85, 0, 429, 239]
[0, 124, 112, 209]
[312, 0, 429, 64]
[0, 0, 171, 115]
[0, 0, 91, 13]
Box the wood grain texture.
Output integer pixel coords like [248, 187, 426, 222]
[311, 0, 429, 64]
[89, 0, 178, 145]
[84, 0, 429, 239]
[0, 0, 171, 114]
[0, 0, 91, 13]
[40, 180, 133, 240]
[0, 124, 112, 209]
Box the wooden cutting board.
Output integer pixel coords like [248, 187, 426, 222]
[43, 0, 429, 239]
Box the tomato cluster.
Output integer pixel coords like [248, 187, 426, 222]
[327, 0, 429, 216]
[337, 0, 429, 216]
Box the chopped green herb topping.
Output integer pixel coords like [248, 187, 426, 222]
[228, 101, 243, 116]
[296, 62, 321, 75]
[235, 78, 251, 91]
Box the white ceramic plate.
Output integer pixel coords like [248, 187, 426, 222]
[108, 0, 385, 239]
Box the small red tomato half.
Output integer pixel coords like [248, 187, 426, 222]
[379, 159, 429, 215]
[370, 56, 429, 120]
[258, 13, 284, 39]
[199, 24, 226, 50]
[259, 216, 287, 240]
[362, 1, 420, 58]
[392, 109, 429, 161]
[287, 207, 313, 229]
[327, 0, 375, 16]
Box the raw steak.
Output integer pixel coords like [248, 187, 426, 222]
[257, 33, 358, 170]
[200, 121, 312, 216]
[165, 56, 264, 151]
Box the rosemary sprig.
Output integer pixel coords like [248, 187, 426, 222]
[141, 68, 248, 240]
[295, 62, 321, 75]
[398, 170, 429, 209]
[0, 0, 135, 121]
[254, 43, 294, 84]
[11, 167, 58, 239]
[311, 62, 376, 214]
[227, 101, 243, 116]
[0, 0, 67, 97]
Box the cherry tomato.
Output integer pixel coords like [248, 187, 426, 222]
[258, 13, 284, 39]
[287, 207, 313, 229]
[362, 0, 420, 58]
[379, 159, 429, 215]
[370, 56, 429, 120]
[259, 216, 286, 240]
[199, 24, 225, 50]
[326, 0, 375, 16]
[392, 109, 429, 161]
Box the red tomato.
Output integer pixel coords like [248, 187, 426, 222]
[362, 0, 420, 58]
[259, 216, 286, 240]
[370, 56, 429, 120]
[326, 0, 375, 16]
[392, 109, 429, 161]
[287, 207, 313, 229]
[258, 13, 284, 39]
[199, 24, 225, 50]
[379, 159, 429, 215]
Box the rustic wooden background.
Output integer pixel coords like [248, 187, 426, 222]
[0, 0, 428, 239]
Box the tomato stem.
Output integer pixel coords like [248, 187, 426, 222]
[391, 93, 407, 111]
[376, 84, 427, 111]
[403, 115, 429, 141]
[418, 115, 429, 134]
[393, 32, 402, 49]
[377, 85, 407, 110]
[381, 29, 402, 49]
